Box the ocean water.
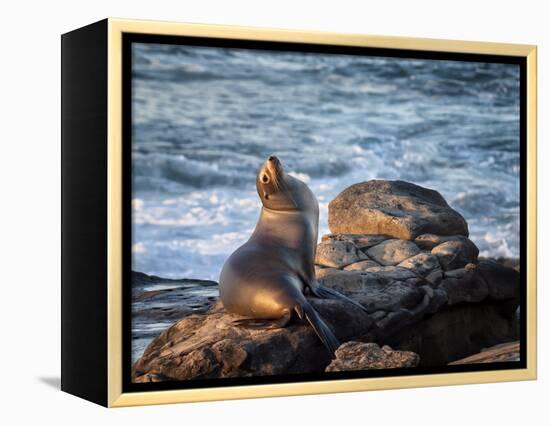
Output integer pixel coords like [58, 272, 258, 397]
[132, 43, 520, 281]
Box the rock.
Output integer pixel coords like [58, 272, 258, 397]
[425, 269, 444, 287]
[315, 240, 367, 268]
[328, 180, 468, 240]
[371, 310, 387, 321]
[343, 259, 381, 271]
[431, 237, 479, 270]
[364, 265, 418, 281]
[132, 300, 374, 382]
[351, 279, 426, 314]
[132, 241, 521, 380]
[384, 303, 519, 366]
[325, 342, 419, 372]
[376, 309, 415, 334]
[439, 268, 488, 305]
[414, 234, 461, 250]
[309, 267, 426, 319]
[131, 271, 219, 363]
[314, 265, 326, 275]
[366, 239, 421, 266]
[398, 252, 440, 276]
[425, 288, 448, 313]
[322, 233, 390, 250]
[492, 257, 520, 272]
[316, 269, 366, 292]
[476, 259, 520, 300]
[448, 341, 520, 365]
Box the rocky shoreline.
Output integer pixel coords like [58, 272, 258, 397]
[131, 272, 218, 362]
[132, 180, 521, 382]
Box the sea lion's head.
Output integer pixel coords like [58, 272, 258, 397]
[256, 155, 313, 212]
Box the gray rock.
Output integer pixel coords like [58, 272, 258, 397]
[366, 239, 421, 266]
[350, 279, 426, 314]
[431, 237, 479, 270]
[371, 310, 387, 321]
[315, 240, 368, 268]
[328, 180, 469, 240]
[325, 342, 419, 372]
[364, 265, 418, 281]
[376, 309, 415, 334]
[316, 269, 366, 292]
[385, 302, 520, 366]
[439, 267, 488, 305]
[398, 252, 440, 276]
[343, 259, 381, 271]
[426, 288, 448, 313]
[476, 259, 520, 300]
[425, 268, 444, 287]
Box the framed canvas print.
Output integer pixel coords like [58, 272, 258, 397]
[61, 18, 537, 407]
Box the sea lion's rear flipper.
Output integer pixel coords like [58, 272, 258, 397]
[299, 302, 340, 356]
[309, 280, 369, 313]
[232, 310, 292, 329]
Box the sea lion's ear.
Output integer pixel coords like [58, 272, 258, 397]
[263, 191, 269, 200]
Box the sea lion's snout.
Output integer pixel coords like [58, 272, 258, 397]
[260, 155, 282, 178]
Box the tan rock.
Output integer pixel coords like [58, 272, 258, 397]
[325, 342, 419, 372]
[343, 259, 381, 271]
[448, 341, 520, 365]
[328, 180, 468, 240]
[431, 237, 479, 270]
[414, 233, 461, 250]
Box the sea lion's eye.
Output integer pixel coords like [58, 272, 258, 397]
[261, 174, 270, 184]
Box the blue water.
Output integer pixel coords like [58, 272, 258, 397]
[131, 43, 520, 281]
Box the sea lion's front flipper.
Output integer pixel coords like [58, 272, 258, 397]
[309, 280, 369, 313]
[300, 301, 340, 356]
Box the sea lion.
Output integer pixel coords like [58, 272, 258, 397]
[219, 155, 367, 355]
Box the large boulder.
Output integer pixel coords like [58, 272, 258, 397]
[328, 180, 468, 240]
[325, 342, 419, 372]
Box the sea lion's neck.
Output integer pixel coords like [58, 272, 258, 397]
[252, 206, 317, 249]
